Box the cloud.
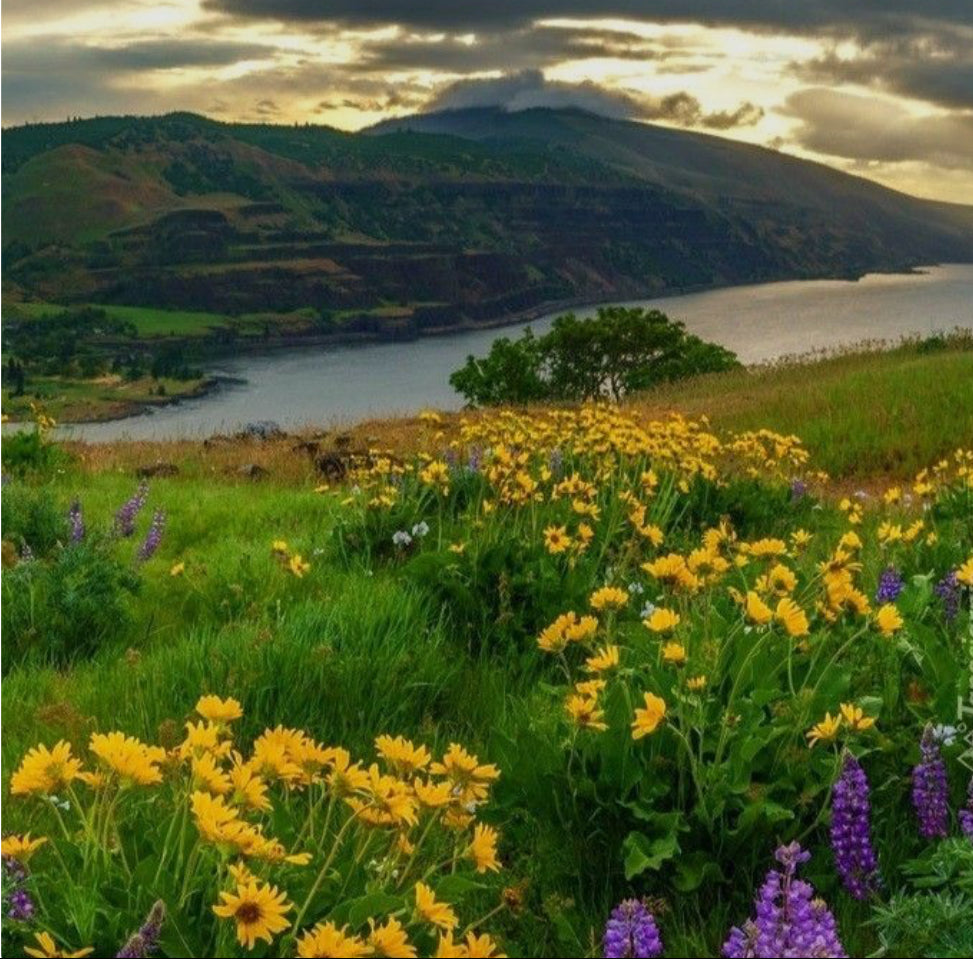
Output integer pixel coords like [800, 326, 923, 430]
[427, 69, 763, 130]
[204, 0, 973, 39]
[784, 87, 973, 170]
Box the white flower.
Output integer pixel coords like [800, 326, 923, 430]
[392, 530, 413, 548]
[933, 724, 957, 746]
[411, 521, 430, 538]
[628, 582, 645, 595]
[639, 601, 657, 620]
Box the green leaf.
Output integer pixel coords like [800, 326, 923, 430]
[622, 828, 681, 879]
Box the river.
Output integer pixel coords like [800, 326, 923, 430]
[54, 263, 973, 441]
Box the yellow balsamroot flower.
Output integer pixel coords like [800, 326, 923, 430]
[349, 765, 417, 828]
[744, 591, 773, 626]
[415, 882, 459, 931]
[661, 641, 687, 666]
[686, 675, 708, 692]
[775, 597, 810, 638]
[369, 916, 417, 958]
[296, 921, 371, 958]
[375, 735, 431, 776]
[565, 614, 599, 643]
[169, 561, 185, 577]
[631, 692, 667, 739]
[420, 460, 451, 494]
[790, 529, 813, 551]
[327, 749, 370, 797]
[180, 720, 232, 761]
[877, 522, 903, 545]
[413, 778, 453, 809]
[742, 538, 788, 559]
[443, 931, 507, 957]
[213, 878, 293, 950]
[807, 712, 842, 747]
[875, 603, 904, 637]
[288, 553, 311, 577]
[757, 563, 797, 596]
[89, 732, 165, 786]
[543, 524, 572, 554]
[957, 556, 973, 587]
[271, 539, 289, 555]
[192, 752, 232, 795]
[196, 695, 243, 724]
[0, 833, 47, 862]
[589, 585, 629, 612]
[838, 531, 863, 552]
[903, 520, 924, 543]
[10, 741, 82, 797]
[585, 644, 620, 672]
[229, 756, 272, 812]
[575, 679, 606, 698]
[642, 553, 698, 591]
[644, 607, 680, 633]
[565, 694, 608, 732]
[430, 744, 499, 805]
[839, 703, 876, 733]
[469, 822, 501, 873]
[24, 932, 93, 958]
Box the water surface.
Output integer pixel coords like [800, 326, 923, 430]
[56, 263, 973, 441]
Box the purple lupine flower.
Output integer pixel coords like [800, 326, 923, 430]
[3, 855, 36, 923]
[790, 478, 808, 501]
[116, 900, 165, 958]
[68, 500, 85, 543]
[830, 754, 880, 899]
[137, 509, 166, 562]
[934, 571, 960, 622]
[602, 899, 662, 958]
[467, 445, 483, 473]
[115, 482, 149, 537]
[960, 776, 973, 840]
[723, 842, 846, 958]
[912, 725, 949, 840]
[875, 566, 904, 604]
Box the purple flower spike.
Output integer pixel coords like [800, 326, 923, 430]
[68, 500, 85, 543]
[934, 571, 960, 622]
[137, 509, 166, 562]
[831, 754, 880, 899]
[116, 900, 165, 958]
[115, 482, 149, 537]
[875, 566, 903, 604]
[603, 899, 663, 958]
[912, 726, 949, 840]
[723, 843, 846, 958]
[960, 776, 973, 840]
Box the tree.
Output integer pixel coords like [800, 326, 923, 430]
[450, 307, 739, 407]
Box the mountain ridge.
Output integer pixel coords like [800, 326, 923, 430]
[3, 108, 971, 342]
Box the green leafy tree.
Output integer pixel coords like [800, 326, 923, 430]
[450, 307, 739, 406]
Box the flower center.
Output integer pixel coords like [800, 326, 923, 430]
[236, 902, 263, 925]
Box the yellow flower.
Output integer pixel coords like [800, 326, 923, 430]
[0, 833, 47, 862]
[271, 539, 289, 554]
[375, 735, 431, 775]
[585, 644, 620, 672]
[807, 712, 842, 747]
[469, 822, 501, 873]
[632, 692, 667, 739]
[89, 732, 165, 786]
[957, 556, 973, 587]
[288, 553, 311, 577]
[875, 603, 904, 637]
[686, 675, 708, 692]
[458, 931, 507, 957]
[775, 597, 809, 637]
[327, 749, 370, 797]
[644, 607, 680, 633]
[642, 553, 698, 590]
[169, 561, 185, 577]
[369, 916, 417, 958]
[213, 878, 292, 950]
[430, 744, 500, 805]
[839, 703, 876, 732]
[543, 525, 572, 554]
[744, 538, 788, 558]
[192, 752, 232, 795]
[790, 529, 813, 551]
[23, 932, 93, 958]
[296, 921, 371, 958]
[744, 591, 773, 626]
[589, 585, 629, 611]
[565, 694, 608, 732]
[661, 641, 687, 666]
[196, 695, 243, 724]
[415, 882, 459, 931]
[10, 741, 82, 797]
[413, 778, 453, 808]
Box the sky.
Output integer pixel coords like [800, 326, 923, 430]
[3, 1, 973, 203]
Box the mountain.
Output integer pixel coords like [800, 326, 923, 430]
[3, 108, 971, 341]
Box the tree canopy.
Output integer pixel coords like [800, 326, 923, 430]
[450, 306, 740, 406]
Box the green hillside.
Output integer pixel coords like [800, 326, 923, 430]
[3, 109, 972, 341]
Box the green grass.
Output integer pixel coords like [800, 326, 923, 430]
[630, 338, 973, 478]
[7, 301, 230, 338]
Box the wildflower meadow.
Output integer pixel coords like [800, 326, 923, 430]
[2, 401, 972, 957]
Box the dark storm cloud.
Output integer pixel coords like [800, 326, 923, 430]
[794, 37, 973, 111]
[204, 0, 973, 37]
[430, 70, 763, 130]
[785, 88, 973, 170]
